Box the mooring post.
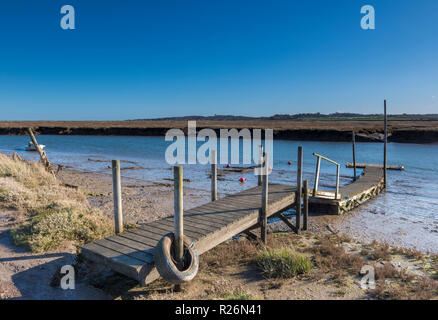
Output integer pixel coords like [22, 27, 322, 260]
[384, 100, 387, 189]
[112, 160, 123, 234]
[303, 180, 308, 231]
[258, 144, 264, 186]
[296, 146, 303, 234]
[313, 156, 321, 197]
[174, 166, 184, 266]
[335, 164, 340, 200]
[261, 152, 268, 243]
[352, 130, 357, 181]
[211, 150, 217, 201]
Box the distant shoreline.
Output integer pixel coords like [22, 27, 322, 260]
[1, 120, 438, 143]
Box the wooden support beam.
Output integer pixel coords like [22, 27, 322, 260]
[296, 146, 303, 234]
[335, 164, 340, 200]
[243, 230, 258, 241]
[112, 160, 123, 234]
[276, 213, 297, 233]
[313, 156, 321, 197]
[352, 131, 357, 181]
[174, 166, 184, 266]
[303, 180, 309, 231]
[384, 100, 387, 188]
[260, 152, 268, 243]
[211, 150, 217, 201]
[258, 144, 263, 186]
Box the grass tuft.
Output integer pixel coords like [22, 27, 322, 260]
[256, 248, 311, 278]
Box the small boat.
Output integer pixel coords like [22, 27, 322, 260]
[25, 141, 45, 152]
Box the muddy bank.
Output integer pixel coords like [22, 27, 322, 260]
[1, 120, 438, 143]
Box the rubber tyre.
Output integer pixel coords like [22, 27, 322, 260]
[154, 233, 199, 284]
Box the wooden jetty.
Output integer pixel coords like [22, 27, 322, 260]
[81, 183, 298, 285]
[346, 162, 404, 171]
[81, 100, 393, 285]
[309, 166, 384, 215]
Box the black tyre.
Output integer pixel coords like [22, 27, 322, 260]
[154, 233, 199, 284]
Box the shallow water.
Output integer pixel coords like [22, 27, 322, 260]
[1, 135, 437, 252]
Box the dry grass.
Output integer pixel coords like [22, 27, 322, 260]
[311, 236, 364, 273]
[0, 154, 112, 252]
[361, 241, 391, 261]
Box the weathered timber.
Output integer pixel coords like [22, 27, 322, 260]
[81, 183, 296, 285]
[346, 163, 404, 171]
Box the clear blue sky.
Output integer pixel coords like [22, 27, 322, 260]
[0, 0, 437, 120]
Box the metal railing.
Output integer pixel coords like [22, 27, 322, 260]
[312, 153, 340, 199]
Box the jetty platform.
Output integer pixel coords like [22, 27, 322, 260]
[81, 183, 297, 285]
[309, 166, 385, 215]
[81, 151, 389, 285]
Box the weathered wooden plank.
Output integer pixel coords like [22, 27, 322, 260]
[346, 163, 404, 170]
[81, 242, 144, 280]
[93, 238, 154, 263]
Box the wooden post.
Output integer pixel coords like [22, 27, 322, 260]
[27, 128, 51, 170]
[174, 166, 184, 267]
[211, 150, 217, 201]
[384, 100, 387, 188]
[313, 156, 321, 197]
[335, 164, 340, 200]
[112, 160, 123, 234]
[303, 180, 308, 231]
[258, 144, 263, 186]
[261, 152, 268, 243]
[352, 131, 357, 181]
[296, 146, 303, 234]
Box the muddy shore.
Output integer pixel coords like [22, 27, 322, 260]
[1, 167, 437, 299]
[1, 120, 438, 143]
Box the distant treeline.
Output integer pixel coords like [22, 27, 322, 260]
[135, 113, 438, 121]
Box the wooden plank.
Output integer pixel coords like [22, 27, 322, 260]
[139, 222, 203, 241]
[157, 219, 209, 238]
[162, 216, 219, 233]
[81, 243, 143, 280]
[93, 238, 153, 263]
[346, 163, 404, 171]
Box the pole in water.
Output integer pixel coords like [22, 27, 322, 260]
[384, 100, 387, 189]
[352, 130, 357, 181]
[211, 150, 217, 201]
[174, 166, 184, 267]
[296, 146, 303, 234]
[112, 160, 123, 234]
[261, 152, 269, 244]
[258, 144, 263, 186]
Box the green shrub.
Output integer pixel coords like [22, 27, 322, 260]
[256, 248, 311, 278]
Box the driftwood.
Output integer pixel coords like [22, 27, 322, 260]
[27, 128, 54, 173]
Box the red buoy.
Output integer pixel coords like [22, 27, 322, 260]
[239, 177, 246, 183]
[288, 161, 292, 165]
[227, 163, 231, 168]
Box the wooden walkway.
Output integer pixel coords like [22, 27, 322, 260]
[309, 166, 384, 215]
[81, 183, 297, 285]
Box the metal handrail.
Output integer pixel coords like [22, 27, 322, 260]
[312, 153, 340, 199]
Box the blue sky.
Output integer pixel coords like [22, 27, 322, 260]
[0, 0, 437, 120]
